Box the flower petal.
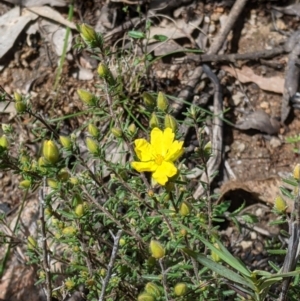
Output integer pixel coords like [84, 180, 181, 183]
[131, 161, 157, 173]
[152, 161, 177, 185]
[150, 127, 175, 157]
[134, 139, 155, 161]
[165, 141, 184, 161]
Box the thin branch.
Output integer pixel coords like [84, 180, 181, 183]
[99, 230, 123, 301]
[39, 178, 52, 301]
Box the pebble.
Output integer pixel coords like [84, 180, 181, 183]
[269, 137, 282, 148]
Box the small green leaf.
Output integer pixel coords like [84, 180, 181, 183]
[183, 248, 255, 291]
[152, 34, 168, 42]
[128, 31, 145, 39]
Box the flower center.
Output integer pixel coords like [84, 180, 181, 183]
[155, 154, 164, 165]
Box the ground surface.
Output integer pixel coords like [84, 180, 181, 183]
[0, 0, 300, 300]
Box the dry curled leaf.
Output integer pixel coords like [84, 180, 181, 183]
[222, 65, 284, 94]
[235, 110, 280, 135]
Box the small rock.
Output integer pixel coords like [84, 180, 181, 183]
[260, 101, 270, 110]
[232, 91, 244, 106]
[269, 137, 282, 148]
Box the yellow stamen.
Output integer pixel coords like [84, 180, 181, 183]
[155, 154, 164, 165]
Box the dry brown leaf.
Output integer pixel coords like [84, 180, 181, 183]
[218, 177, 294, 212]
[222, 65, 284, 94]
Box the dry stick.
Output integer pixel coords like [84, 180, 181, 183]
[175, 46, 287, 64]
[39, 179, 52, 301]
[208, 0, 248, 55]
[281, 30, 300, 123]
[193, 65, 223, 200]
[192, 0, 247, 200]
[278, 180, 300, 301]
[99, 230, 123, 301]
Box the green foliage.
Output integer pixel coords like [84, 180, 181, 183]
[0, 21, 299, 301]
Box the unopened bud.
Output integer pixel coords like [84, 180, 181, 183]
[143, 92, 156, 109]
[59, 136, 72, 149]
[2, 124, 12, 134]
[164, 114, 177, 132]
[75, 204, 85, 218]
[204, 141, 212, 154]
[293, 164, 300, 180]
[65, 278, 75, 290]
[149, 240, 165, 259]
[174, 283, 188, 296]
[62, 226, 77, 236]
[145, 282, 161, 298]
[137, 293, 155, 301]
[58, 169, 69, 181]
[77, 89, 96, 106]
[79, 23, 97, 42]
[128, 123, 136, 136]
[15, 101, 26, 113]
[86, 137, 98, 154]
[19, 179, 31, 189]
[157, 91, 168, 111]
[211, 243, 221, 262]
[111, 127, 122, 138]
[69, 177, 79, 185]
[27, 236, 37, 250]
[47, 178, 58, 189]
[88, 123, 99, 138]
[274, 195, 287, 213]
[97, 63, 115, 86]
[0, 135, 9, 150]
[149, 112, 159, 129]
[179, 201, 191, 216]
[14, 91, 22, 102]
[43, 140, 59, 164]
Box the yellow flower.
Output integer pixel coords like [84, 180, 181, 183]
[131, 127, 184, 185]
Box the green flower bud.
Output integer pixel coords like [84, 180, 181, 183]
[111, 127, 122, 138]
[97, 63, 115, 86]
[15, 101, 26, 113]
[157, 91, 168, 111]
[59, 136, 72, 149]
[75, 204, 85, 218]
[149, 112, 159, 129]
[88, 123, 99, 137]
[119, 238, 126, 246]
[211, 243, 221, 262]
[43, 140, 59, 164]
[294, 164, 300, 180]
[57, 168, 69, 182]
[128, 123, 136, 136]
[14, 91, 22, 102]
[19, 179, 31, 189]
[137, 293, 155, 301]
[174, 283, 188, 296]
[149, 240, 165, 259]
[44, 207, 53, 216]
[179, 201, 191, 216]
[47, 178, 58, 189]
[143, 92, 156, 109]
[274, 195, 287, 213]
[65, 278, 75, 290]
[62, 226, 77, 236]
[0, 135, 9, 149]
[27, 236, 37, 250]
[86, 137, 98, 154]
[204, 140, 212, 154]
[69, 177, 79, 185]
[164, 114, 177, 132]
[38, 156, 47, 167]
[79, 23, 97, 42]
[190, 105, 197, 118]
[77, 89, 96, 106]
[145, 282, 161, 298]
[72, 194, 83, 206]
[2, 124, 12, 134]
